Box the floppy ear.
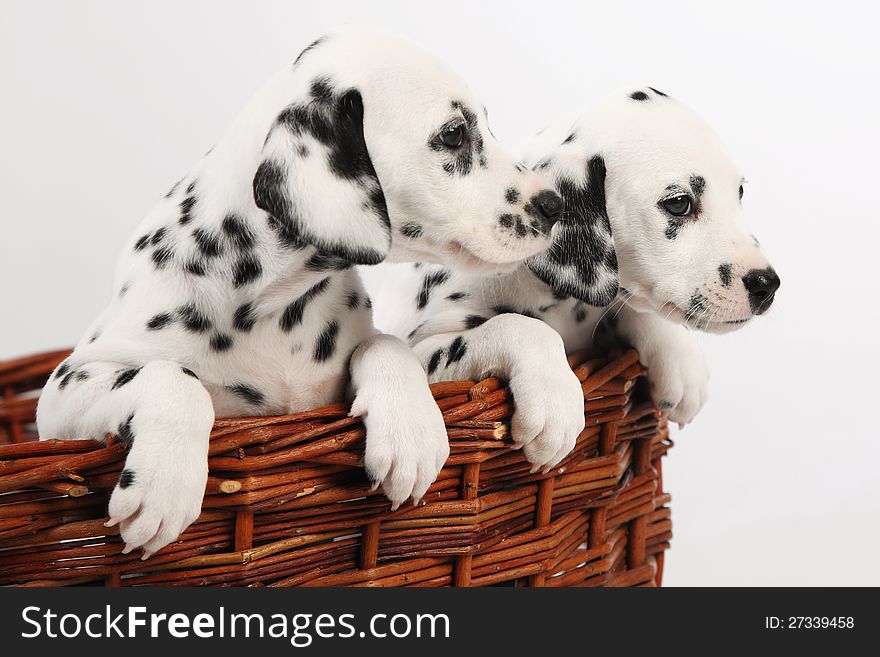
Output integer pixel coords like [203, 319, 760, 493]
[527, 154, 619, 306]
[253, 81, 391, 265]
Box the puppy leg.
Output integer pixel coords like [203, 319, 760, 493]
[613, 307, 710, 427]
[349, 334, 449, 509]
[413, 314, 585, 473]
[37, 359, 215, 557]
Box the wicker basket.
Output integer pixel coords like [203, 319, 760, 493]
[0, 347, 671, 587]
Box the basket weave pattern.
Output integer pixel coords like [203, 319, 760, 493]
[0, 348, 671, 587]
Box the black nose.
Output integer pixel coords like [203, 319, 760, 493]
[742, 268, 780, 315]
[530, 190, 564, 227]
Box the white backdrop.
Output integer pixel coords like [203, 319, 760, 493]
[2, 0, 878, 585]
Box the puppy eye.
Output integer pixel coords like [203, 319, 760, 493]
[661, 195, 692, 217]
[739, 185, 744, 200]
[439, 123, 465, 148]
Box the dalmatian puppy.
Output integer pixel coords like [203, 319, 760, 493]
[376, 87, 779, 444]
[35, 26, 566, 558]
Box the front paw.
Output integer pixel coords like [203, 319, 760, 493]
[643, 340, 710, 427]
[508, 363, 585, 473]
[105, 438, 208, 558]
[351, 387, 449, 510]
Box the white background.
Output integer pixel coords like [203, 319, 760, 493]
[2, 0, 878, 585]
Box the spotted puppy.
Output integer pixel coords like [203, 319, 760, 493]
[377, 88, 779, 442]
[36, 27, 565, 558]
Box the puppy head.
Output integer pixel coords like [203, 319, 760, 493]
[521, 89, 779, 332]
[254, 27, 562, 272]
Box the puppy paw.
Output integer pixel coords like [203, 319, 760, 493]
[351, 384, 449, 510]
[508, 355, 585, 473]
[105, 436, 208, 559]
[642, 337, 710, 428]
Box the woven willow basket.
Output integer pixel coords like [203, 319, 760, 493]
[0, 347, 671, 587]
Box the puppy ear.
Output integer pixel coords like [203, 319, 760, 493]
[527, 154, 619, 306]
[253, 80, 391, 264]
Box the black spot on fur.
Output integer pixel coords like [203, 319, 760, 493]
[150, 227, 167, 245]
[280, 277, 331, 331]
[179, 195, 197, 226]
[657, 400, 675, 410]
[364, 296, 372, 309]
[690, 175, 706, 201]
[465, 315, 488, 329]
[151, 245, 174, 269]
[416, 270, 450, 310]
[232, 254, 262, 287]
[665, 217, 686, 240]
[228, 383, 265, 406]
[427, 349, 445, 375]
[689, 291, 708, 319]
[446, 336, 468, 366]
[313, 320, 340, 362]
[233, 302, 257, 332]
[505, 188, 521, 204]
[210, 332, 234, 352]
[293, 36, 326, 66]
[310, 77, 334, 103]
[179, 304, 212, 332]
[117, 414, 135, 451]
[181, 367, 198, 379]
[146, 312, 174, 330]
[193, 228, 224, 258]
[119, 283, 130, 298]
[718, 263, 733, 287]
[563, 132, 576, 144]
[265, 207, 307, 250]
[58, 370, 76, 390]
[222, 213, 256, 250]
[408, 322, 426, 341]
[254, 161, 297, 237]
[493, 305, 516, 315]
[134, 234, 151, 251]
[499, 214, 514, 228]
[446, 291, 470, 302]
[630, 91, 650, 101]
[400, 223, 423, 239]
[306, 251, 351, 271]
[118, 469, 135, 489]
[54, 362, 71, 380]
[112, 367, 142, 390]
[345, 291, 360, 309]
[165, 178, 183, 199]
[184, 258, 207, 276]
[88, 331, 100, 344]
[573, 303, 588, 322]
[648, 87, 668, 97]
